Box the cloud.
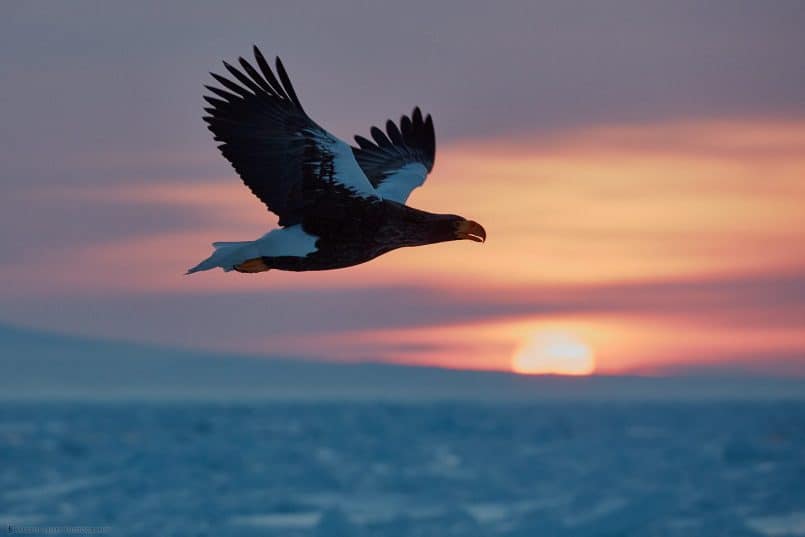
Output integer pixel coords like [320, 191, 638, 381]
[2, 3, 804, 376]
[3, 1, 805, 189]
[1, 117, 803, 374]
[2, 269, 802, 365]
[4, 118, 804, 298]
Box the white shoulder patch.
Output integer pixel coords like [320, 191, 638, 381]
[376, 162, 429, 204]
[306, 128, 380, 200]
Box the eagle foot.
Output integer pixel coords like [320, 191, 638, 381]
[234, 257, 271, 273]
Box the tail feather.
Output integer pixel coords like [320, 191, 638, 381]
[186, 226, 317, 275]
[186, 241, 253, 274]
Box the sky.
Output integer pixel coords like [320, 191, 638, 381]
[1, 1, 804, 376]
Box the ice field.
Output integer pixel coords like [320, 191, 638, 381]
[2, 401, 804, 536]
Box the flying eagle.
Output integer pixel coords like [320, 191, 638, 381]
[188, 46, 486, 275]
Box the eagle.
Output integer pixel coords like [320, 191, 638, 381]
[188, 46, 486, 275]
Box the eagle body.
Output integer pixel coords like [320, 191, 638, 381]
[188, 47, 485, 275]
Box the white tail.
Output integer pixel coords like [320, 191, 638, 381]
[185, 225, 320, 275]
[186, 241, 255, 274]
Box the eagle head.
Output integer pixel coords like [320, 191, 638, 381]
[424, 215, 486, 244]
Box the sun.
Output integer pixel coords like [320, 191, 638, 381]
[512, 331, 596, 375]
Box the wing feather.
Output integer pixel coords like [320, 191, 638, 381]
[253, 46, 286, 96]
[370, 126, 393, 148]
[385, 120, 404, 145]
[204, 47, 378, 226]
[352, 107, 436, 204]
[275, 57, 305, 111]
[223, 61, 264, 95]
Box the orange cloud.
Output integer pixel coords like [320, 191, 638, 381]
[248, 311, 805, 375]
[14, 117, 802, 295]
[5, 117, 804, 375]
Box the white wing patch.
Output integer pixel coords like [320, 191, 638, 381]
[307, 129, 380, 200]
[375, 162, 429, 204]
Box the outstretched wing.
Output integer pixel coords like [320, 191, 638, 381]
[203, 46, 379, 227]
[352, 107, 436, 204]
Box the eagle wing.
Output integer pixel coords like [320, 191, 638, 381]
[351, 107, 436, 204]
[203, 46, 380, 227]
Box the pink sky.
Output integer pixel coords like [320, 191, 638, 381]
[1, 2, 804, 376]
[3, 119, 804, 375]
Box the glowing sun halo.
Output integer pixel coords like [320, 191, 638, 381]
[512, 331, 596, 375]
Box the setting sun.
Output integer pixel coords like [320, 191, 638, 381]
[512, 331, 596, 375]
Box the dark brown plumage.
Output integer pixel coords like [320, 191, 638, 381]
[188, 47, 485, 275]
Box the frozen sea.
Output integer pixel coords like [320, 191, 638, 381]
[2, 401, 804, 536]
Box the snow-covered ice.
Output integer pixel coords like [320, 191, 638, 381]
[1, 401, 803, 536]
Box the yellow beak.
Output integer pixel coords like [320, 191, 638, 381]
[455, 220, 486, 243]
